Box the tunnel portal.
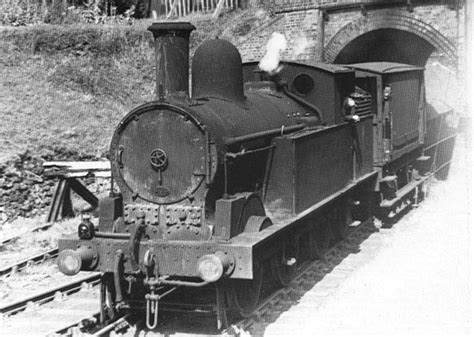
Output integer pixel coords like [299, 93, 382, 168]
[334, 28, 436, 67]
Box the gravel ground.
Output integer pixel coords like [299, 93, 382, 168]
[264, 134, 472, 337]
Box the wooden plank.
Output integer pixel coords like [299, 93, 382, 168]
[43, 161, 110, 171]
[47, 179, 69, 222]
[62, 183, 74, 219]
[68, 178, 99, 209]
[43, 161, 111, 178]
[45, 171, 111, 179]
[46, 177, 101, 223]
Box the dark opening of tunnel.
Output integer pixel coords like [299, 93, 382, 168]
[334, 28, 435, 67]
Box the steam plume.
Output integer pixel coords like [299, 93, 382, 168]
[293, 36, 311, 59]
[259, 32, 287, 74]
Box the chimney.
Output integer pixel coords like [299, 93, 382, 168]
[148, 22, 196, 100]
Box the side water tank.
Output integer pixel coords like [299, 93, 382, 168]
[192, 38, 245, 102]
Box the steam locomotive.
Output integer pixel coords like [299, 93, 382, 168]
[56, 22, 457, 329]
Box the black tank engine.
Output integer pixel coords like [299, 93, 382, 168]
[57, 22, 457, 328]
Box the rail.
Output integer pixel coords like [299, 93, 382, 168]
[0, 248, 58, 277]
[0, 223, 52, 246]
[50, 312, 101, 336]
[0, 273, 101, 316]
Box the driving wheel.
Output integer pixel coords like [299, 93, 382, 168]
[228, 261, 264, 317]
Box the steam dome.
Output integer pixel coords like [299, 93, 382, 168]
[192, 39, 245, 102]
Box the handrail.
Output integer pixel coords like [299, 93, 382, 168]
[224, 124, 305, 146]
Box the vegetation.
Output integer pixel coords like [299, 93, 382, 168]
[0, 0, 138, 26]
[0, 24, 153, 161]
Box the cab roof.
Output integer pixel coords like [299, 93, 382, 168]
[345, 62, 424, 74]
[243, 60, 353, 74]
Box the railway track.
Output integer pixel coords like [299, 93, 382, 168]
[0, 247, 58, 277]
[1, 270, 101, 336]
[0, 272, 101, 316]
[0, 223, 52, 246]
[1, 280, 101, 336]
[0, 241, 132, 336]
[0, 245, 103, 336]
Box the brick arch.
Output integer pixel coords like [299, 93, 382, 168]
[324, 10, 457, 66]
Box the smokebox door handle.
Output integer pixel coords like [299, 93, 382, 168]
[118, 145, 124, 168]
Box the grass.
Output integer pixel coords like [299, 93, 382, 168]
[0, 24, 152, 162]
[0, 53, 143, 162]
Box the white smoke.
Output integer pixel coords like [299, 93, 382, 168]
[293, 36, 312, 59]
[259, 32, 287, 74]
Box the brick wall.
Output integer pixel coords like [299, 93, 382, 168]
[238, 1, 464, 72]
[324, 8, 459, 65]
[237, 10, 321, 62]
[272, 0, 462, 14]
